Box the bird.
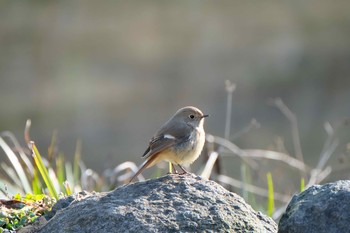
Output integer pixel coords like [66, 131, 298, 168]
[129, 106, 208, 183]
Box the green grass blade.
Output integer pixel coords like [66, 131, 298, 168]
[73, 139, 82, 185]
[0, 136, 32, 193]
[266, 172, 275, 217]
[48, 130, 58, 162]
[240, 163, 248, 200]
[32, 167, 41, 195]
[65, 162, 75, 188]
[31, 142, 59, 200]
[1, 162, 22, 187]
[1, 131, 34, 174]
[300, 177, 305, 192]
[56, 153, 65, 190]
[63, 181, 72, 196]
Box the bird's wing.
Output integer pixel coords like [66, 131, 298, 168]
[141, 120, 192, 159]
[141, 135, 176, 159]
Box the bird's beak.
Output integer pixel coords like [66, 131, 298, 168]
[202, 114, 209, 118]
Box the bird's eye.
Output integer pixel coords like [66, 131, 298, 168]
[189, 114, 195, 119]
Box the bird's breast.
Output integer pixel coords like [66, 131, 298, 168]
[171, 127, 205, 165]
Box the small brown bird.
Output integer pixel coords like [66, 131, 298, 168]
[129, 106, 208, 183]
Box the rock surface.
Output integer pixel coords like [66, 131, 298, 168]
[279, 180, 350, 233]
[37, 174, 277, 233]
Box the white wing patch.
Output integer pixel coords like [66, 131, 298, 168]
[164, 134, 175, 140]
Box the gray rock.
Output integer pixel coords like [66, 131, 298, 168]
[44, 190, 92, 221]
[38, 174, 277, 233]
[278, 180, 350, 233]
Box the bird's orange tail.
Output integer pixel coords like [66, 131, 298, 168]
[128, 154, 159, 183]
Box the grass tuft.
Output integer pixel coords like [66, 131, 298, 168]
[266, 172, 275, 217]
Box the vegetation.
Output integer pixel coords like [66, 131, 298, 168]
[0, 82, 349, 231]
[0, 193, 55, 231]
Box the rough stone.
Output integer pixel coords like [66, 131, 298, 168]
[37, 174, 277, 233]
[279, 180, 350, 233]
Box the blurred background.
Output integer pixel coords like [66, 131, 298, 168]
[1, 1, 350, 191]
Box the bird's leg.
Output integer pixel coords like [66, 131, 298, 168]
[177, 164, 189, 175]
[167, 163, 178, 174]
[171, 163, 178, 174]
